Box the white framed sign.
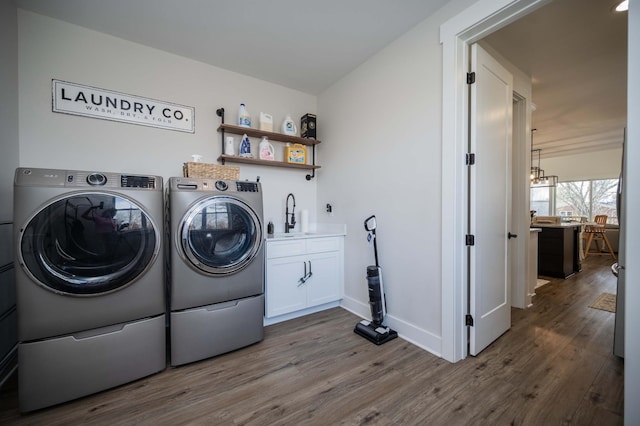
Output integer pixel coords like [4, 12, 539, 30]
[52, 79, 195, 133]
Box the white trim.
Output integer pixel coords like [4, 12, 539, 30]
[510, 92, 532, 309]
[340, 294, 370, 320]
[440, 0, 548, 363]
[341, 296, 442, 355]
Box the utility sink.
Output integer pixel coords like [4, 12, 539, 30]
[267, 225, 347, 240]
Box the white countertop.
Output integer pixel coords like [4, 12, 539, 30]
[266, 223, 347, 241]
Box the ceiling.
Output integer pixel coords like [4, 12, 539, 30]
[14, 0, 628, 158]
[484, 0, 628, 158]
[13, 0, 450, 95]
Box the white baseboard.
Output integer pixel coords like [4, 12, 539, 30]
[340, 295, 442, 358]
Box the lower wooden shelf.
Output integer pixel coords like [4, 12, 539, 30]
[218, 155, 321, 170]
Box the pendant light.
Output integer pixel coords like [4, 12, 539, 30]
[530, 130, 558, 187]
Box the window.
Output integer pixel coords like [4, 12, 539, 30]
[555, 179, 619, 224]
[530, 186, 555, 216]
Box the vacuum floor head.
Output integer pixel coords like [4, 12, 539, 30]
[354, 320, 398, 345]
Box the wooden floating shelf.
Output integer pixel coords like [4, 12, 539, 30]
[217, 124, 320, 146]
[217, 155, 321, 170]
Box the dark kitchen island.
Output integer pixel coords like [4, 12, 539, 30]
[533, 223, 583, 279]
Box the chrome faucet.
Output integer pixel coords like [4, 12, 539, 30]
[285, 193, 296, 233]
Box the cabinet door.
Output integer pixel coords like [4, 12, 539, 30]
[306, 251, 342, 307]
[265, 255, 308, 317]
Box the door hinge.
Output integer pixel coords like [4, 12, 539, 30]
[466, 153, 475, 165]
[467, 72, 476, 84]
[466, 314, 474, 326]
[466, 234, 475, 246]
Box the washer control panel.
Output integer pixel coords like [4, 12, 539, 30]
[14, 167, 160, 190]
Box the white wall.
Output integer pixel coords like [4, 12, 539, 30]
[318, 0, 476, 354]
[1, 1, 19, 221]
[17, 10, 318, 230]
[541, 148, 622, 182]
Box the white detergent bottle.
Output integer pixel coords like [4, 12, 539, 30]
[238, 103, 251, 128]
[259, 136, 274, 160]
[281, 115, 297, 136]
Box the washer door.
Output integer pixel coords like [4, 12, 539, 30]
[180, 196, 263, 275]
[19, 193, 159, 296]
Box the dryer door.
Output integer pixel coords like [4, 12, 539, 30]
[19, 193, 159, 296]
[180, 196, 263, 275]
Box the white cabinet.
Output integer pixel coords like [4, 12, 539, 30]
[265, 236, 343, 323]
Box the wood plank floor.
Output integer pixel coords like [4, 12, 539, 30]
[0, 255, 623, 425]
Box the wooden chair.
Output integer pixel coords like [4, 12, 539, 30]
[583, 215, 616, 260]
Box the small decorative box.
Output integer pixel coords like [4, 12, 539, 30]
[285, 144, 306, 164]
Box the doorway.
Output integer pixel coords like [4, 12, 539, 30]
[440, 0, 549, 364]
[441, 0, 638, 422]
[441, 0, 628, 363]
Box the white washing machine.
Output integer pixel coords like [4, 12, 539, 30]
[167, 177, 264, 366]
[14, 167, 166, 412]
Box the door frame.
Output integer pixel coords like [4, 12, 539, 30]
[510, 90, 532, 309]
[439, 0, 549, 363]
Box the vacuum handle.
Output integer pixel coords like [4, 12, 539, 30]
[364, 215, 377, 232]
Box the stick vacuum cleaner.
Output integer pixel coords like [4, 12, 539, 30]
[353, 215, 398, 345]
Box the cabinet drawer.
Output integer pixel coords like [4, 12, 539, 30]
[267, 239, 307, 259]
[307, 237, 340, 254]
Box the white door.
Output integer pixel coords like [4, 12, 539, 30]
[469, 43, 513, 356]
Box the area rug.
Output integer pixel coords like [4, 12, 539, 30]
[535, 279, 550, 289]
[589, 293, 616, 313]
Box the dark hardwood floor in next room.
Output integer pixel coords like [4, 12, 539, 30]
[0, 256, 623, 425]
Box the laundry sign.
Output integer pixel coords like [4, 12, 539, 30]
[52, 79, 195, 133]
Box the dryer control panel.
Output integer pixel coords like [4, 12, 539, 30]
[236, 182, 259, 192]
[121, 175, 157, 189]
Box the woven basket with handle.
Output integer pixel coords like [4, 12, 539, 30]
[182, 162, 240, 180]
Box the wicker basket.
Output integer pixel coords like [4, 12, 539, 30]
[182, 162, 240, 180]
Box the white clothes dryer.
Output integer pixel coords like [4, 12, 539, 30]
[167, 177, 264, 366]
[14, 167, 166, 412]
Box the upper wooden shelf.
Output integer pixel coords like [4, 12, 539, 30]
[217, 124, 321, 146]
